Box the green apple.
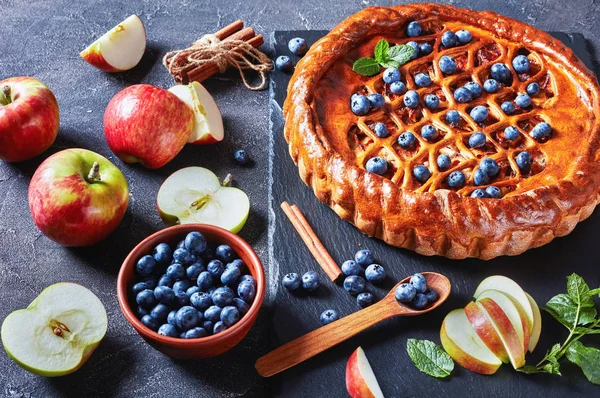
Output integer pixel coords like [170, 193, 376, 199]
[157, 167, 249, 233]
[1, 283, 108, 377]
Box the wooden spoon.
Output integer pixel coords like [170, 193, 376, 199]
[255, 272, 451, 377]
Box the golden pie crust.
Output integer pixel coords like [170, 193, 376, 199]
[283, 4, 600, 259]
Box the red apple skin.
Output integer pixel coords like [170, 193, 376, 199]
[0, 77, 59, 162]
[465, 302, 509, 363]
[28, 148, 129, 247]
[104, 85, 194, 169]
[80, 42, 121, 73]
[346, 349, 375, 398]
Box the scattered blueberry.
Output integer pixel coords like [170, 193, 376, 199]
[483, 79, 500, 93]
[150, 303, 171, 323]
[411, 293, 428, 309]
[414, 73, 431, 87]
[515, 93, 532, 108]
[136, 255, 156, 276]
[355, 249, 374, 267]
[190, 292, 213, 310]
[136, 289, 157, 309]
[470, 106, 488, 123]
[212, 286, 234, 307]
[445, 110, 461, 124]
[439, 55, 457, 74]
[447, 170, 466, 189]
[490, 63, 512, 83]
[453, 87, 472, 103]
[437, 154, 452, 170]
[504, 126, 519, 141]
[531, 122, 551, 141]
[424, 289, 438, 303]
[204, 306, 222, 323]
[275, 55, 293, 72]
[302, 271, 320, 291]
[479, 158, 500, 177]
[288, 37, 308, 55]
[471, 189, 488, 198]
[366, 157, 388, 175]
[421, 125, 438, 141]
[158, 323, 178, 337]
[373, 122, 389, 138]
[403, 90, 420, 109]
[390, 81, 407, 95]
[424, 94, 439, 110]
[397, 131, 417, 148]
[282, 273, 301, 291]
[455, 30, 472, 44]
[485, 186, 502, 199]
[469, 132, 487, 148]
[464, 82, 482, 99]
[406, 21, 422, 37]
[368, 93, 385, 108]
[152, 243, 173, 266]
[512, 55, 530, 74]
[320, 309, 339, 325]
[343, 275, 366, 295]
[441, 30, 457, 47]
[473, 168, 490, 186]
[419, 42, 433, 55]
[233, 149, 250, 165]
[527, 82, 540, 96]
[215, 245, 235, 263]
[341, 260, 361, 276]
[365, 264, 386, 284]
[351, 94, 371, 116]
[383, 68, 401, 84]
[221, 306, 240, 327]
[185, 327, 208, 339]
[197, 271, 213, 290]
[357, 292, 375, 308]
[141, 314, 159, 331]
[413, 165, 431, 183]
[213, 321, 227, 334]
[501, 101, 515, 114]
[395, 283, 417, 303]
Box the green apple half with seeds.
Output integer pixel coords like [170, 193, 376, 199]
[1, 283, 107, 377]
[157, 167, 249, 232]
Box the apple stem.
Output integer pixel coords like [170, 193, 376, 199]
[222, 173, 233, 187]
[87, 162, 101, 183]
[0, 85, 10, 106]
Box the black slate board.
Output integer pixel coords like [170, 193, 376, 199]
[268, 31, 600, 397]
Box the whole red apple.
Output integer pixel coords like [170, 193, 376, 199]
[0, 77, 60, 162]
[28, 148, 129, 247]
[104, 84, 193, 169]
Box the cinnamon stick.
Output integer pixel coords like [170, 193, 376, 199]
[281, 202, 343, 282]
[213, 20, 244, 40]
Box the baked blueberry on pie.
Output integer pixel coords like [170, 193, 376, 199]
[283, 4, 600, 259]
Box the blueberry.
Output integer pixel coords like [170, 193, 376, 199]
[174, 290, 189, 307]
[239, 275, 256, 286]
[473, 168, 490, 186]
[227, 259, 245, 272]
[184, 232, 206, 255]
[320, 309, 339, 325]
[175, 306, 200, 331]
[366, 157, 388, 175]
[464, 82, 482, 99]
[424, 289, 438, 303]
[515, 93, 532, 108]
[516, 151, 532, 172]
[343, 275, 366, 295]
[406, 41, 419, 59]
[179, 332, 187, 338]
[282, 273, 301, 291]
[354, 249, 374, 267]
[190, 292, 213, 310]
[233, 297, 250, 315]
[158, 274, 173, 287]
[351, 94, 370, 116]
[469, 132, 486, 148]
[202, 321, 214, 333]
[357, 292, 375, 308]
[383, 68, 401, 84]
[173, 279, 191, 293]
[212, 286, 234, 307]
[414, 73, 431, 87]
[389, 81, 406, 95]
[186, 286, 201, 296]
[470, 106, 488, 123]
[141, 314, 159, 331]
[403, 90, 420, 109]
[150, 303, 171, 323]
[186, 263, 204, 280]
[136, 289, 157, 309]
[491, 63, 512, 83]
[441, 30, 458, 47]
[485, 186, 502, 198]
[421, 124, 438, 141]
[411, 293, 429, 309]
[453, 87, 472, 103]
[213, 321, 228, 334]
[288, 37, 308, 55]
[419, 42, 433, 55]
[397, 132, 417, 148]
[527, 82, 540, 96]
[221, 306, 240, 327]
[152, 243, 173, 266]
[176, 240, 185, 249]
[197, 271, 213, 290]
[365, 264, 386, 284]
[132, 281, 152, 296]
[395, 283, 417, 303]
[471, 189, 488, 198]
[368, 93, 385, 108]
[232, 149, 250, 165]
[237, 281, 256, 303]
[480, 158, 499, 178]
[174, 248, 194, 265]
[455, 29, 472, 44]
[167, 310, 178, 326]
[439, 55, 457, 74]
[136, 255, 156, 276]
[424, 94, 439, 110]
[531, 122, 551, 140]
[154, 286, 175, 305]
[221, 266, 241, 286]
[215, 245, 235, 263]
[166, 263, 185, 280]
[447, 170, 466, 189]
[341, 260, 361, 276]
[445, 110, 461, 124]
[204, 306, 222, 322]
[302, 271, 320, 291]
[501, 101, 515, 114]
[406, 21, 422, 37]
[437, 154, 452, 170]
[373, 122, 389, 138]
[504, 126, 519, 141]
[483, 79, 500, 93]
[206, 259, 225, 279]
[410, 273, 427, 293]
[275, 55, 293, 72]
[185, 327, 208, 339]
[512, 55, 530, 74]
[413, 165, 431, 183]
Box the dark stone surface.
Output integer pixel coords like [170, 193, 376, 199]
[0, 1, 598, 397]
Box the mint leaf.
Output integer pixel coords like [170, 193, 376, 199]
[374, 39, 390, 64]
[566, 341, 600, 384]
[589, 287, 600, 296]
[406, 338, 454, 378]
[574, 327, 600, 334]
[567, 273, 595, 308]
[517, 365, 540, 374]
[379, 59, 401, 69]
[546, 293, 597, 326]
[387, 44, 415, 66]
[352, 57, 380, 76]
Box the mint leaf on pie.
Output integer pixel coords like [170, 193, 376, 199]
[406, 338, 454, 378]
[374, 39, 390, 64]
[379, 59, 401, 69]
[387, 44, 415, 65]
[565, 341, 600, 384]
[352, 57, 380, 76]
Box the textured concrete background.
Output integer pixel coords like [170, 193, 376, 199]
[0, 0, 598, 397]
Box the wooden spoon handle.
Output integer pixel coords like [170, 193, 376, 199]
[255, 299, 398, 377]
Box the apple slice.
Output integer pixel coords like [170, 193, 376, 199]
[440, 309, 502, 375]
[1, 283, 107, 376]
[526, 292, 542, 352]
[346, 347, 384, 398]
[168, 82, 225, 145]
[80, 15, 146, 73]
[157, 167, 249, 233]
[464, 302, 509, 363]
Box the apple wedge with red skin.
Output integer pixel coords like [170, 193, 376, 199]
[0, 77, 59, 162]
[346, 347, 384, 398]
[28, 148, 129, 247]
[104, 84, 194, 169]
[464, 301, 510, 363]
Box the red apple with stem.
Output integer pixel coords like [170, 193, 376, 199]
[104, 85, 194, 169]
[28, 148, 129, 247]
[0, 77, 59, 162]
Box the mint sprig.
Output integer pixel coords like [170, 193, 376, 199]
[406, 338, 454, 379]
[352, 39, 415, 76]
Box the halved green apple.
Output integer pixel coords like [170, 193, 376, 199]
[157, 167, 249, 233]
[1, 283, 108, 377]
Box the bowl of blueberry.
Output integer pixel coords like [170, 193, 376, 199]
[117, 224, 265, 359]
